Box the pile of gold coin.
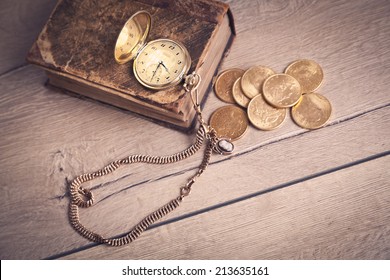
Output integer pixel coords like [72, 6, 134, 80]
[211, 59, 332, 140]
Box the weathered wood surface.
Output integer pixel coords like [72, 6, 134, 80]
[0, 0, 57, 75]
[63, 155, 390, 260]
[0, 0, 389, 259]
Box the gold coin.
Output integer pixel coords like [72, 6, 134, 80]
[232, 77, 251, 108]
[291, 92, 332, 129]
[285, 59, 324, 93]
[247, 94, 287, 130]
[241, 66, 275, 98]
[214, 68, 245, 103]
[263, 74, 302, 108]
[209, 105, 248, 141]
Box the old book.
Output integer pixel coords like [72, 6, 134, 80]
[27, 0, 235, 130]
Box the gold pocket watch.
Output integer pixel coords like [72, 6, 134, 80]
[114, 11, 192, 90]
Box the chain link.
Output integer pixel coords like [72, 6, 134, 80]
[68, 73, 221, 246]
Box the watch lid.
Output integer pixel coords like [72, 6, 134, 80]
[114, 11, 151, 64]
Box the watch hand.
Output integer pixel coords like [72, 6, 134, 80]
[160, 61, 170, 74]
[150, 62, 162, 82]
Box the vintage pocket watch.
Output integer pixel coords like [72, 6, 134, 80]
[114, 11, 192, 90]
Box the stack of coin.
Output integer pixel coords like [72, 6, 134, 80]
[211, 59, 332, 140]
[285, 60, 331, 130]
[212, 69, 249, 140]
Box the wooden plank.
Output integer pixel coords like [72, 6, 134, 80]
[0, 0, 57, 74]
[0, 0, 390, 259]
[215, 0, 390, 117]
[0, 101, 388, 259]
[61, 154, 390, 259]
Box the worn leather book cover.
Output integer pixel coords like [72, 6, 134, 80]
[27, 0, 235, 130]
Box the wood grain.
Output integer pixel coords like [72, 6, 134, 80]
[61, 155, 390, 259]
[0, 0, 57, 74]
[0, 0, 389, 259]
[0, 86, 387, 258]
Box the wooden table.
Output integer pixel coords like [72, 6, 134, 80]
[1, 0, 389, 260]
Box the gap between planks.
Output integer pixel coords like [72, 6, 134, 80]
[50, 103, 390, 202]
[58, 152, 390, 259]
[46, 110, 390, 259]
[0, 68, 389, 259]
[44, 105, 389, 259]
[0, 63, 29, 78]
[1, 0, 390, 259]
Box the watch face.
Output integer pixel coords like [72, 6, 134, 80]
[134, 39, 191, 89]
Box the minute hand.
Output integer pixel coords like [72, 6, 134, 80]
[150, 62, 162, 82]
[160, 61, 170, 73]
